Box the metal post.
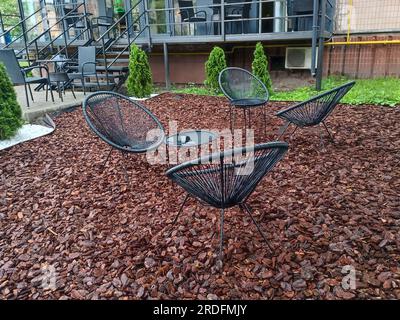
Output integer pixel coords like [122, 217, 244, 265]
[311, 0, 320, 76]
[163, 42, 170, 90]
[17, 0, 30, 65]
[83, 0, 91, 41]
[316, 0, 327, 91]
[143, 0, 151, 50]
[221, 1, 225, 41]
[258, 0, 262, 34]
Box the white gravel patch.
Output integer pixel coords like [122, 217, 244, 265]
[0, 124, 55, 151]
[129, 94, 159, 101]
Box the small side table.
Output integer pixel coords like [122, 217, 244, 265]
[165, 130, 218, 165]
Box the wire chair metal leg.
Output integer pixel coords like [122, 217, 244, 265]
[170, 193, 190, 227]
[276, 121, 291, 140]
[263, 104, 268, 138]
[319, 127, 326, 150]
[102, 147, 113, 170]
[243, 109, 247, 131]
[231, 106, 236, 133]
[219, 208, 225, 260]
[290, 125, 298, 138]
[240, 203, 273, 252]
[322, 121, 335, 143]
[229, 105, 233, 133]
[120, 151, 129, 183]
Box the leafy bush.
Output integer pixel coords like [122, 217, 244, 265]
[205, 46, 227, 93]
[252, 42, 272, 94]
[0, 62, 23, 140]
[125, 44, 153, 98]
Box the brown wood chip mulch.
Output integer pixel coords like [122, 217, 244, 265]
[0, 93, 399, 300]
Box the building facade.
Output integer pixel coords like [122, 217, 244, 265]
[1, 0, 399, 85]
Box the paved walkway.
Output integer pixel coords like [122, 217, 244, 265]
[15, 84, 85, 122]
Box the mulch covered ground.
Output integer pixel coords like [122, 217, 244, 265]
[0, 93, 399, 300]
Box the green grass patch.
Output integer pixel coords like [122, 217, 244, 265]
[171, 77, 400, 107]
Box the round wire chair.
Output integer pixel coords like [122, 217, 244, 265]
[275, 81, 356, 146]
[219, 67, 270, 135]
[82, 91, 165, 181]
[166, 141, 289, 261]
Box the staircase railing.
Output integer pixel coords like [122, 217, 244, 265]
[0, 6, 44, 63]
[16, 2, 91, 63]
[96, 0, 151, 88]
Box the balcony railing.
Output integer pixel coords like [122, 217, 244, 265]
[143, 0, 334, 41]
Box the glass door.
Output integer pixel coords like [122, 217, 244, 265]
[148, 0, 168, 34]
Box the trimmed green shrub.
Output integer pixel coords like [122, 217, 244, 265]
[205, 46, 227, 93]
[252, 42, 272, 94]
[125, 44, 153, 98]
[0, 62, 23, 140]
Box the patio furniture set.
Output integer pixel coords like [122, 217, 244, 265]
[81, 69, 355, 262]
[0, 46, 107, 107]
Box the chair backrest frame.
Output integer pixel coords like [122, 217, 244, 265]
[166, 141, 288, 208]
[218, 67, 270, 103]
[275, 81, 356, 127]
[178, 0, 195, 21]
[0, 49, 25, 84]
[78, 46, 96, 73]
[82, 91, 165, 153]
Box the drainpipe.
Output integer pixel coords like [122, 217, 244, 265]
[316, 0, 327, 91]
[143, 0, 151, 51]
[163, 42, 170, 90]
[311, 0, 320, 77]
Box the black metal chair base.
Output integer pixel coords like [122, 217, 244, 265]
[169, 199, 273, 263]
[277, 121, 335, 148]
[230, 105, 268, 138]
[101, 147, 130, 183]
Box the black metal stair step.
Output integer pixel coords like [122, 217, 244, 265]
[67, 65, 128, 72]
[96, 58, 129, 63]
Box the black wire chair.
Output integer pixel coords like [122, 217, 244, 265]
[276, 81, 356, 145]
[166, 142, 288, 261]
[82, 91, 165, 182]
[219, 67, 269, 136]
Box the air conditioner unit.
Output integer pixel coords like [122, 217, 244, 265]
[285, 47, 315, 69]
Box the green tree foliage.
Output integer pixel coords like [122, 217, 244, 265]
[0, 0, 21, 37]
[252, 42, 272, 94]
[205, 46, 227, 93]
[125, 44, 153, 98]
[0, 63, 23, 140]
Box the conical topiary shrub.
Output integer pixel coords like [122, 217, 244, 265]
[0, 62, 23, 140]
[205, 46, 227, 93]
[125, 44, 153, 98]
[252, 42, 273, 94]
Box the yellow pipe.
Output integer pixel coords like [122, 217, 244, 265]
[326, 40, 400, 46]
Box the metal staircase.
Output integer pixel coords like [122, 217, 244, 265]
[0, 0, 151, 92]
